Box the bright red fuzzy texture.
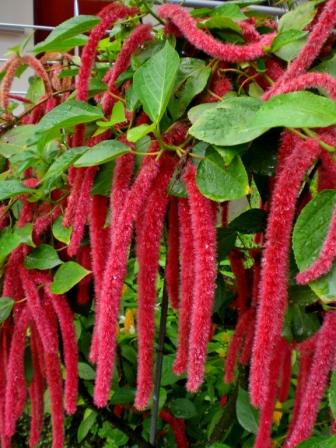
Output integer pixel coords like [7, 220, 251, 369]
[284, 312, 336, 448]
[160, 410, 189, 448]
[166, 199, 180, 310]
[19, 264, 58, 354]
[264, 0, 336, 99]
[250, 139, 321, 408]
[102, 24, 153, 114]
[4, 307, 30, 437]
[224, 309, 253, 384]
[158, 4, 275, 62]
[183, 162, 217, 392]
[94, 152, 160, 407]
[318, 151, 336, 191]
[77, 246, 92, 305]
[296, 210, 336, 284]
[229, 249, 249, 314]
[173, 198, 195, 375]
[0, 58, 26, 111]
[135, 154, 177, 410]
[254, 338, 286, 448]
[278, 342, 292, 402]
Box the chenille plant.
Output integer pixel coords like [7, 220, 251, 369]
[0, 0, 336, 447]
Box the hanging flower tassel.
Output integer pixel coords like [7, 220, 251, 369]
[165, 199, 180, 310]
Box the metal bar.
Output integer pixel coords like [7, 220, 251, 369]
[164, 0, 286, 15]
[0, 22, 54, 32]
[74, 0, 80, 16]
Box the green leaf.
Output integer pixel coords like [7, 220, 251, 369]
[35, 35, 88, 54]
[42, 146, 88, 185]
[274, 36, 307, 62]
[329, 371, 336, 419]
[133, 41, 180, 123]
[293, 190, 336, 302]
[127, 123, 155, 143]
[0, 125, 36, 158]
[0, 180, 32, 201]
[196, 148, 249, 202]
[0, 297, 15, 322]
[31, 100, 104, 146]
[77, 408, 97, 443]
[212, 4, 247, 20]
[170, 398, 197, 419]
[314, 54, 336, 77]
[161, 355, 182, 386]
[91, 161, 114, 197]
[52, 216, 72, 244]
[236, 387, 259, 434]
[297, 436, 336, 448]
[229, 209, 267, 234]
[33, 15, 100, 54]
[199, 16, 241, 33]
[110, 388, 135, 405]
[217, 228, 237, 260]
[78, 362, 96, 380]
[279, 2, 315, 32]
[96, 101, 126, 128]
[50, 261, 90, 294]
[74, 140, 129, 167]
[0, 224, 34, 265]
[168, 58, 211, 120]
[189, 97, 263, 146]
[288, 285, 319, 307]
[288, 304, 320, 342]
[271, 30, 307, 53]
[24, 244, 63, 270]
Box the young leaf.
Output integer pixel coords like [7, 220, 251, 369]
[78, 362, 96, 380]
[293, 190, 336, 302]
[52, 216, 72, 244]
[96, 101, 126, 128]
[50, 261, 90, 294]
[77, 408, 97, 443]
[74, 140, 129, 167]
[24, 244, 63, 270]
[236, 387, 259, 434]
[196, 148, 249, 202]
[32, 15, 100, 54]
[33, 35, 88, 54]
[133, 41, 180, 123]
[127, 123, 155, 143]
[0, 297, 15, 322]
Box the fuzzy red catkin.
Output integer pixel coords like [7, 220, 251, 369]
[183, 162, 217, 392]
[158, 4, 275, 62]
[77, 245, 92, 305]
[229, 249, 249, 315]
[4, 306, 30, 437]
[160, 410, 189, 448]
[135, 154, 177, 410]
[0, 57, 24, 112]
[278, 342, 292, 402]
[264, 0, 336, 99]
[19, 264, 58, 355]
[238, 19, 260, 42]
[94, 152, 160, 407]
[254, 338, 287, 448]
[250, 139, 321, 408]
[173, 199, 195, 375]
[224, 309, 253, 384]
[284, 312, 336, 448]
[296, 209, 336, 284]
[29, 327, 45, 448]
[239, 318, 255, 365]
[102, 24, 153, 115]
[318, 151, 336, 191]
[165, 199, 180, 310]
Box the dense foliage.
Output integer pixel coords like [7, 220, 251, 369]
[0, 0, 336, 447]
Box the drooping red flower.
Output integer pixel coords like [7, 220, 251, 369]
[229, 249, 249, 315]
[165, 199, 180, 310]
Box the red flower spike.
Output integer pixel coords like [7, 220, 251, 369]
[239, 318, 255, 365]
[160, 410, 189, 448]
[265, 57, 284, 82]
[224, 309, 253, 383]
[284, 312, 336, 448]
[19, 264, 58, 354]
[135, 154, 177, 410]
[229, 249, 249, 315]
[278, 342, 292, 402]
[158, 4, 275, 62]
[0, 58, 27, 112]
[183, 162, 217, 392]
[250, 139, 321, 408]
[239, 19, 260, 42]
[4, 306, 30, 437]
[254, 338, 287, 448]
[77, 246, 92, 306]
[102, 24, 153, 115]
[165, 199, 180, 310]
[173, 199, 195, 375]
[33, 205, 62, 245]
[63, 172, 84, 227]
[21, 55, 53, 97]
[318, 151, 336, 191]
[296, 209, 336, 284]
[2, 249, 25, 302]
[264, 0, 336, 99]
[94, 151, 160, 407]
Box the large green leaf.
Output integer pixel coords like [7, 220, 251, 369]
[170, 399, 197, 419]
[279, 2, 315, 32]
[0, 180, 32, 201]
[24, 244, 63, 270]
[271, 30, 307, 53]
[297, 436, 336, 448]
[0, 297, 15, 322]
[74, 140, 129, 167]
[50, 261, 90, 294]
[32, 15, 100, 54]
[0, 125, 36, 158]
[31, 100, 104, 146]
[133, 41, 180, 123]
[168, 57, 211, 120]
[52, 216, 72, 244]
[292, 190, 336, 302]
[236, 387, 259, 434]
[77, 409, 97, 443]
[0, 224, 34, 265]
[314, 54, 336, 77]
[211, 3, 247, 19]
[196, 148, 249, 202]
[42, 146, 87, 185]
[188, 97, 264, 146]
[78, 362, 96, 380]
